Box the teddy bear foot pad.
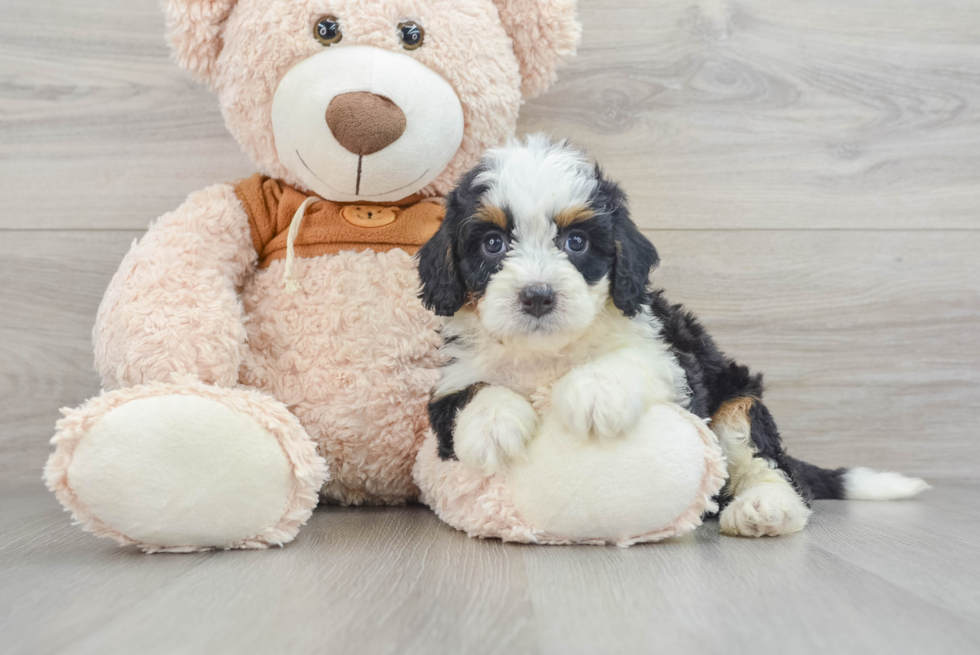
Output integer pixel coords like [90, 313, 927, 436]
[45, 381, 328, 552]
[415, 403, 727, 546]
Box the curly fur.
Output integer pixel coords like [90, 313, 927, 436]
[241, 251, 443, 504]
[94, 183, 254, 389]
[91, 189, 444, 505]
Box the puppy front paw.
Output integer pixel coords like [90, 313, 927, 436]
[720, 483, 812, 537]
[454, 386, 538, 474]
[551, 364, 646, 439]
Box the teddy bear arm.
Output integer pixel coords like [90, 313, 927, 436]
[94, 183, 257, 390]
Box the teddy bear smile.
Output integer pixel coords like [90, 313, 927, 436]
[295, 148, 430, 199]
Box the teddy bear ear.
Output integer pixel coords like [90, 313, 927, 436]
[492, 0, 582, 98]
[163, 0, 240, 85]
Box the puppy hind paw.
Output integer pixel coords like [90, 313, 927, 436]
[453, 386, 538, 475]
[720, 484, 812, 537]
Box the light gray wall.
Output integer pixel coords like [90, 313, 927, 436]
[2, 0, 978, 487]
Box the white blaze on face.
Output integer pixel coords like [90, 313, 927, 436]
[474, 136, 609, 349]
[271, 45, 464, 202]
[478, 135, 599, 222]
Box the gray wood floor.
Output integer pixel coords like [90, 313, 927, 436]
[2, 482, 980, 654]
[2, 0, 979, 652]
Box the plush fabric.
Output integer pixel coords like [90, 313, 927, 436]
[45, 379, 328, 553]
[325, 91, 407, 156]
[93, 183, 255, 390]
[270, 44, 465, 201]
[414, 404, 727, 546]
[506, 404, 725, 544]
[164, 0, 580, 196]
[239, 251, 443, 504]
[45, 0, 580, 551]
[491, 0, 581, 98]
[234, 174, 445, 263]
[68, 395, 294, 548]
[164, 0, 240, 85]
[85, 181, 443, 507]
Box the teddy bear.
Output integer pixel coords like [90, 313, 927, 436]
[44, 0, 581, 553]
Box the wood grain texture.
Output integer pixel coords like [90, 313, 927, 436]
[2, 0, 980, 229]
[2, 483, 980, 655]
[0, 232, 133, 487]
[0, 0, 251, 230]
[2, 0, 979, 651]
[524, 0, 980, 230]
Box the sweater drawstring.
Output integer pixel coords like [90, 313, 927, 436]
[283, 196, 320, 294]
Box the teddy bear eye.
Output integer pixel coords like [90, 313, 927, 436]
[397, 21, 425, 50]
[314, 16, 342, 46]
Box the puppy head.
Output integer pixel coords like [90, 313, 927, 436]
[418, 134, 659, 349]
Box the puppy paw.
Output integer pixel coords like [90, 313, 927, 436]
[720, 483, 812, 537]
[551, 364, 646, 439]
[454, 386, 538, 474]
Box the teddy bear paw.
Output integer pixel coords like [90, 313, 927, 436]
[45, 382, 327, 552]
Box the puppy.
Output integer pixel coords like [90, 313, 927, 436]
[417, 134, 928, 537]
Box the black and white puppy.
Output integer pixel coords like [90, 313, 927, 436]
[417, 134, 928, 537]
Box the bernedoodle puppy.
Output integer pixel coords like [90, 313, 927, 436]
[416, 134, 928, 537]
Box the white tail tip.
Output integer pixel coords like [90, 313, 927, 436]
[844, 467, 930, 500]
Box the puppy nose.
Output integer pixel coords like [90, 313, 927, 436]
[325, 92, 407, 156]
[519, 285, 556, 318]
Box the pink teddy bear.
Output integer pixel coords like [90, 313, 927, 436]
[45, 0, 580, 552]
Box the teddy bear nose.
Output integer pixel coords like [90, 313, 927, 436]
[325, 92, 407, 156]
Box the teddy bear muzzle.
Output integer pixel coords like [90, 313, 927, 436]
[271, 45, 464, 203]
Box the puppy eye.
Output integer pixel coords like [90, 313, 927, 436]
[314, 16, 343, 46]
[398, 21, 425, 50]
[563, 231, 588, 254]
[482, 232, 508, 256]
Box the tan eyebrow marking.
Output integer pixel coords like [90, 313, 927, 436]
[554, 205, 595, 229]
[474, 203, 508, 229]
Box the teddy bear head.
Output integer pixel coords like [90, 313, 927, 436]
[164, 0, 580, 202]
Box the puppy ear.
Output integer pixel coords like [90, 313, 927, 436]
[417, 219, 467, 317]
[594, 171, 660, 317]
[163, 0, 240, 86]
[492, 0, 582, 98]
[418, 164, 493, 315]
[419, 171, 489, 316]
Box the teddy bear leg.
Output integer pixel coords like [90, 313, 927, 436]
[44, 380, 328, 552]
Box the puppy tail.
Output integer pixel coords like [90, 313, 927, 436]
[782, 456, 930, 501]
[842, 466, 931, 500]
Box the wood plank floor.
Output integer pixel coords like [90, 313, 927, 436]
[2, 0, 979, 652]
[2, 481, 979, 655]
